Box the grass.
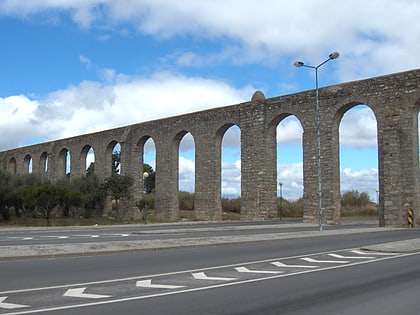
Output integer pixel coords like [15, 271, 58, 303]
[0, 204, 379, 227]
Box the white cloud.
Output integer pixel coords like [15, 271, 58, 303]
[341, 167, 378, 201]
[179, 156, 195, 192]
[0, 95, 42, 149]
[278, 162, 303, 200]
[340, 106, 377, 148]
[277, 116, 303, 145]
[0, 0, 413, 203]
[2, 1, 419, 78]
[221, 159, 241, 197]
[0, 72, 252, 149]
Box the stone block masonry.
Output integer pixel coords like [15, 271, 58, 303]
[1, 69, 420, 227]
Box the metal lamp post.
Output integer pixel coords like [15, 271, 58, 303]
[279, 181, 283, 221]
[143, 171, 149, 224]
[294, 52, 340, 231]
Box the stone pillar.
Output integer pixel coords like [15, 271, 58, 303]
[379, 107, 420, 227]
[320, 106, 341, 225]
[119, 141, 143, 219]
[194, 131, 223, 221]
[398, 110, 420, 227]
[154, 138, 179, 221]
[302, 127, 318, 223]
[240, 104, 277, 220]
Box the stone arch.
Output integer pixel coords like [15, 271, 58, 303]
[331, 101, 379, 223]
[136, 135, 156, 197]
[174, 129, 190, 194]
[137, 135, 156, 173]
[338, 104, 378, 217]
[39, 151, 48, 174]
[214, 123, 241, 217]
[105, 140, 120, 176]
[221, 125, 241, 197]
[58, 148, 71, 178]
[179, 132, 195, 194]
[268, 113, 304, 220]
[8, 157, 17, 174]
[23, 154, 33, 174]
[80, 145, 95, 173]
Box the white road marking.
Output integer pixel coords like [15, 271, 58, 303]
[3, 252, 417, 315]
[42, 236, 69, 239]
[63, 287, 111, 299]
[136, 279, 185, 289]
[0, 296, 29, 309]
[328, 253, 375, 259]
[235, 266, 283, 274]
[192, 272, 237, 281]
[271, 261, 318, 268]
[1, 249, 416, 315]
[301, 257, 350, 264]
[351, 250, 398, 256]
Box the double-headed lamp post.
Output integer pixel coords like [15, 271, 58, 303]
[294, 52, 340, 231]
[278, 181, 283, 221]
[143, 171, 149, 224]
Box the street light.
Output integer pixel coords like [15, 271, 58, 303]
[143, 171, 149, 224]
[278, 181, 283, 221]
[294, 52, 340, 231]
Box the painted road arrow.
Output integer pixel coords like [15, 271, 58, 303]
[235, 266, 283, 274]
[351, 250, 398, 256]
[64, 287, 111, 299]
[136, 279, 185, 289]
[301, 257, 350, 264]
[328, 253, 375, 259]
[0, 296, 29, 309]
[271, 261, 318, 268]
[192, 272, 237, 281]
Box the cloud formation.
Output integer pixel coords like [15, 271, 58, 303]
[0, 72, 252, 150]
[1, 0, 419, 79]
[2, 0, 416, 200]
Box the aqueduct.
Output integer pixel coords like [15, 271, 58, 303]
[1, 69, 420, 227]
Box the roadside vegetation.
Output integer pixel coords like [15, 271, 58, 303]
[0, 168, 377, 226]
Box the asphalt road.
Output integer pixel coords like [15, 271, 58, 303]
[0, 220, 376, 246]
[0, 223, 419, 314]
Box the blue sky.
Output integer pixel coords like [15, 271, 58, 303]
[1, 1, 419, 201]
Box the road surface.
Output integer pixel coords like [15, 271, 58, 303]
[0, 222, 418, 314]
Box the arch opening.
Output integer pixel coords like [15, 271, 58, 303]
[276, 115, 304, 220]
[58, 148, 71, 177]
[178, 132, 195, 214]
[24, 154, 33, 174]
[221, 125, 241, 218]
[80, 146, 95, 174]
[142, 137, 156, 196]
[40, 152, 48, 174]
[105, 142, 121, 175]
[339, 104, 379, 220]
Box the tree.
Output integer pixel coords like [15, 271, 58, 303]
[35, 185, 66, 225]
[60, 189, 83, 217]
[86, 162, 95, 174]
[112, 151, 121, 174]
[70, 174, 105, 218]
[103, 174, 134, 220]
[0, 169, 13, 220]
[143, 163, 155, 193]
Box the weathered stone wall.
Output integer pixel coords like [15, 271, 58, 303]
[1, 68, 419, 227]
